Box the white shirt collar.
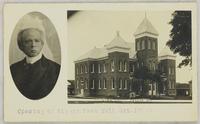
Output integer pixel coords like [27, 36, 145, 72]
[26, 52, 42, 64]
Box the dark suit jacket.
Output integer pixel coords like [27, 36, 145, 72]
[10, 55, 60, 100]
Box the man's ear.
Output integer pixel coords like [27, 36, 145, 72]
[18, 40, 24, 52]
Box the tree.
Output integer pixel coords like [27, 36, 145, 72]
[166, 11, 191, 68]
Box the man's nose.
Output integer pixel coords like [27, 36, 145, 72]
[30, 40, 37, 47]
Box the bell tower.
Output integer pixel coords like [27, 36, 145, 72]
[134, 15, 159, 71]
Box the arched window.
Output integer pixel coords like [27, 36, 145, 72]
[119, 79, 123, 90]
[169, 80, 171, 89]
[169, 67, 171, 75]
[98, 64, 101, 73]
[91, 63, 95, 73]
[119, 61, 122, 71]
[103, 78, 107, 89]
[141, 62, 144, 67]
[171, 81, 174, 89]
[85, 65, 87, 73]
[98, 79, 101, 89]
[91, 79, 95, 89]
[137, 41, 140, 50]
[76, 80, 79, 89]
[137, 63, 139, 68]
[112, 78, 115, 89]
[80, 65, 83, 74]
[149, 63, 151, 70]
[140, 41, 143, 50]
[152, 41, 156, 50]
[148, 40, 151, 49]
[172, 67, 175, 74]
[152, 63, 155, 71]
[142, 40, 145, 49]
[111, 60, 115, 72]
[76, 66, 79, 74]
[124, 61, 127, 72]
[103, 63, 106, 72]
[124, 80, 128, 90]
[131, 65, 134, 72]
[162, 66, 164, 72]
[85, 79, 88, 89]
[151, 40, 153, 49]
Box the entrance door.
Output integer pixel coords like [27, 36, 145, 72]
[80, 88, 84, 96]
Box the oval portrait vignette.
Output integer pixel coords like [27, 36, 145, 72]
[9, 12, 61, 100]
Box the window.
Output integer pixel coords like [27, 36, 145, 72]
[132, 65, 134, 72]
[91, 64, 95, 73]
[162, 66, 164, 72]
[142, 40, 145, 49]
[171, 67, 175, 74]
[112, 78, 115, 89]
[140, 41, 142, 50]
[91, 79, 95, 89]
[85, 65, 87, 73]
[103, 79, 107, 89]
[150, 41, 153, 49]
[98, 79, 101, 89]
[111, 60, 115, 72]
[141, 62, 144, 67]
[149, 63, 152, 70]
[85, 79, 88, 89]
[152, 63, 155, 71]
[124, 80, 128, 89]
[169, 67, 171, 75]
[119, 79, 122, 90]
[103, 63, 106, 73]
[140, 85, 142, 91]
[148, 84, 152, 91]
[137, 41, 140, 50]
[169, 80, 171, 89]
[98, 64, 101, 73]
[76, 67, 79, 74]
[124, 61, 127, 72]
[76, 80, 79, 89]
[152, 41, 156, 50]
[119, 61, 122, 71]
[152, 84, 155, 90]
[80, 65, 83, 74]
[148, 40, 151, 49]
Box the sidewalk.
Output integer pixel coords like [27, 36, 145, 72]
[68, 97, 192, 104]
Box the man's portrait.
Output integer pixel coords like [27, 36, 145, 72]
[9, 12, 61, 100]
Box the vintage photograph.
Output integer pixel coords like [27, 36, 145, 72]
[4, 3, 197, 122]
[67, 10, 192, 103]
[9, 12, 61, 100]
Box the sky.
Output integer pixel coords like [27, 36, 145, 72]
[67, 11, 192, 83]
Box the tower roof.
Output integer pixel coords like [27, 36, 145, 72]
[159, 46, 176, 60]
[134, 16, 158, 37]
[106, 31, 130, 50]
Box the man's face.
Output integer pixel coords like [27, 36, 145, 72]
[21, 29, 44, 57]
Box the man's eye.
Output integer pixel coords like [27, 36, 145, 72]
[25, 40, 32, 43]
[35, 39, 40, 42]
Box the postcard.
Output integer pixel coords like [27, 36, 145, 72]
[4, 3, 197, 122]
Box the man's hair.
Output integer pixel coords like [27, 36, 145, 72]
[17, 28, 45, 50]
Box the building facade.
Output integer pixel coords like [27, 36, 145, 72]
[74, 16, 176, 98]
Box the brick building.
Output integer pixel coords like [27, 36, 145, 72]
[73, 16, 176, 98]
